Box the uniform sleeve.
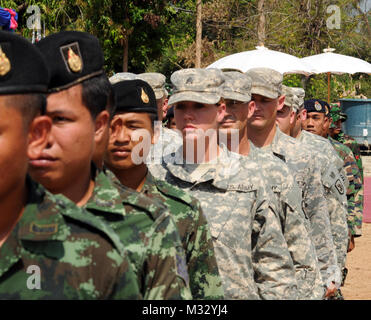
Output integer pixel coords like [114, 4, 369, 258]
[344, 152, 364, 237]
[185, 202, 224, 299]
[143, 212, 193, 300]
[303, 158, 341, 288]
[251, 187, 298, 300]
[108, 250, 143, 300]
[281, 178, 325, 300]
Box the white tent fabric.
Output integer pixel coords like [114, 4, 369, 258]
[206, 46, 314, 75]
[301, 52, 371, 75]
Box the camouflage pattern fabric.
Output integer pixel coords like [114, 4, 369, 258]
[263, 128, 341, 288]
[334, 132, 363, 182]
[328, 137, 364, 237]
[246, 67, 282, 99]
[297, 130, 348, 272]
[168, 68, 224, 106]
[137, 72, 168, 99]
[248, 144, 325, 299]
[150, 145, 298, 300]
[85, 170, 192, 300]
[0, 177, 141, 300]
[139, 171, 224, 300]
[147, 126, 183, 165]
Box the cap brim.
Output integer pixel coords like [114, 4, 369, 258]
[251, 87, 279, 99]
[223, 91, 251, 103]
[168, 91, 221, 106]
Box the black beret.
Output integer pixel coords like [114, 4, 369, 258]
[36, 31, 104, 92]
[0, 31, 49, 94]
[304, 99, 330, 115]
[113, 79, 157, 115]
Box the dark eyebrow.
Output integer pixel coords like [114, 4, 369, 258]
[46, 110, 75, 117]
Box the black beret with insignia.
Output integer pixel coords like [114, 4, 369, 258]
[0, 30, 49, 94]
[36, 31, 104, 92]
[113, 79, 157, 115]
[304, 99, 330, 115]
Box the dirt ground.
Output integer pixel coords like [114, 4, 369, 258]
[341, 221, 371, 300]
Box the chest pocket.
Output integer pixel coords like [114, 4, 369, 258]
[209, 187, 257, 253]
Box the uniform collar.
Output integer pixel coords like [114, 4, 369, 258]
[0, 177, 71, 277]
[84, 170, 126, 216]
[165, 144, 242, 190]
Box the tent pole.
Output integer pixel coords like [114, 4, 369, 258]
[327, 72, 331, 104]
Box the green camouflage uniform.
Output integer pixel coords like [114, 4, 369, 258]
[248, 144, 325, 299]
[124, 170, 224, 299]
[84, 170, 192, 300]
[0, 178, 141, 300]
[263, 128, 341, 288]
[335, 132, 363, 182]
[151, 145, 298, 300]
[329, 105, 363, 182]
[328, 137, 364, 237]
[297, 130, 349, 272]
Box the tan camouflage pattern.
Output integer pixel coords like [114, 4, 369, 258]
[291, 87, 305, 109]
[109, 72, 138, 84]
[150, 144, 298, 300]
[137, 72, 168, 99]
[221, 71, 252, 102]
[282, 85, 301, 111]
[248, 143, 325, 299]
[328, 137, 364, 238]
[297, 130, 348, 272]
[262, 127, 341, 287]
[168, 68, 225, 106]
[140, 172, 225, 299]
[245, 67, 283, 99]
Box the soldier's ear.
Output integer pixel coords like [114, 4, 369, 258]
[277, 95, 285, 111]
[94, 110, 110, 145]
[27, 116, 52, 160]
[216, 101, 226, 123]
[247, 100, 256, 119]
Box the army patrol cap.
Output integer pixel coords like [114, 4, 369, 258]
[109, 72, 137, 84]
[137, 72, 168, 99]
[304, 99, 329, 115]
[245, 67, 283, 99]
[291, 87, 305, 110]
[0, 31, 49, 94]
[282, 85, 300, 111]
[113, 79, 157, 116]
[36, 31, 104, 92]
[168, 68, 224, 106]
[221, 71, 252, 102]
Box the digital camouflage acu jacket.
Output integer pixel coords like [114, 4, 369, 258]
[150, 145, 298, 300]
[297, 130, 348, 272]
[85, 170, 192, 300]
[248, 144, 325, 299]
[0, 177, 141, 300]
[328, 137, 364, 237]
[140, 171, 224, 300]
[264, 128, 340, 288]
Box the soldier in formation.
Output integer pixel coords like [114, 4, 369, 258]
[0, 29, 362, 301]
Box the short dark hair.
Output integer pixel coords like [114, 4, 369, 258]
[81, 73, 112, 119]
[6, 93, 46, 128]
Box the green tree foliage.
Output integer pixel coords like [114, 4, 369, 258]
[0, 0, 369, 100]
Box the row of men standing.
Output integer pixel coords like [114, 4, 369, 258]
[0, 29, 363, 300]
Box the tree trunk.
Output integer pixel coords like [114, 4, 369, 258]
[123, 36, 128, 72]
[195, 0, 202, 68]
[257, 0, 265, 46]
